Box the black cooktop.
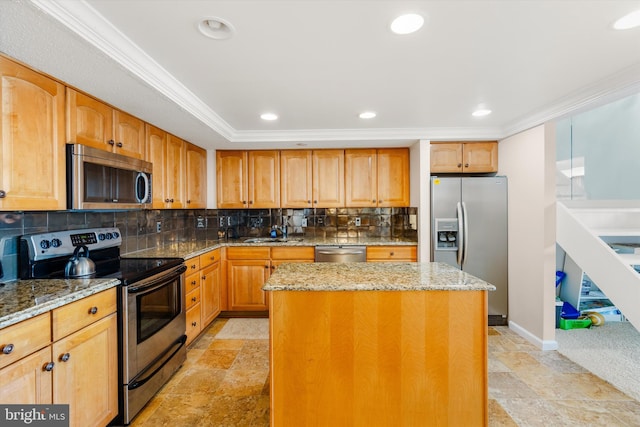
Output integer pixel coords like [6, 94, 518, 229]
[112, 257, 185, 284]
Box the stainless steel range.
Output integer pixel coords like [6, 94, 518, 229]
[19, 227, 187, 425]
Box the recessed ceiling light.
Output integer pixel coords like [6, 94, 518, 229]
[198, 17, 235, 40]
[359, 111, 377, 119]
[390, 14, 424, 35]
[472, 108, 492, 117]
[613, 10, 640, 30]
[260, 113, 278, 121]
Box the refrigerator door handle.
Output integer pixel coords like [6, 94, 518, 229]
[462, 201, 469, 266]
[456, 202, 464, 265]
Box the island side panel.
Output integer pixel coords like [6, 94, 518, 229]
[269, 290, 488, 426]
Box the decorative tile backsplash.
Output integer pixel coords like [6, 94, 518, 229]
[0, 207, 417, 281]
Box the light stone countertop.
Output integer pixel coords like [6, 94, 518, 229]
[125, 236, 417, 260]
[0, 278, 121, 329]
[263, 262, 496, 292]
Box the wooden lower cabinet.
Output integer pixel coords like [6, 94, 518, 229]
[366, 245, 417, 262]
[269, 290, 489, 426]
[0, 288, 118, 427]
[185, 249, 222, 345]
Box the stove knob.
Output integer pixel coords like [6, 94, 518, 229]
[113, 231, 120, 239]
[51, 238, 62, 248]
[105, 232, 113, 240]
[40, 240, 50, 249]
[98, 233, 106, 241]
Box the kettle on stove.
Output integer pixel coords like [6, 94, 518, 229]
[64, 245, 96, 278]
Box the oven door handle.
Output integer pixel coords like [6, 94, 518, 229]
[127, 265, 187, 294]
[128, 335, 187, 391]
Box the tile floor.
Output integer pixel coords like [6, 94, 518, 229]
[130, 320, 640, 426]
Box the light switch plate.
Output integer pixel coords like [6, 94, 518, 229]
[302, 218, 308, 227]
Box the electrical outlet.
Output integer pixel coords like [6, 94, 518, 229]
[227, 216, 232, 226]
[196, 217, 205, 228]
[219, 217, 225, 227]
[355, 217, 361, 226]
[302, 217, 308, 227]
[156, 221, 162, 233]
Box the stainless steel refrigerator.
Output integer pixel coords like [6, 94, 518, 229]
[430, 176, 508, 325]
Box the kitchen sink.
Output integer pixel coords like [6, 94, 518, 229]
[242, 237, 304, 243]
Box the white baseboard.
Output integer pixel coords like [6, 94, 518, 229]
[508, 320, 559, 351]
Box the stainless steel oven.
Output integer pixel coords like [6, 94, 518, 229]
[19, 228, 187, 426]
[121, 262, 187, 424]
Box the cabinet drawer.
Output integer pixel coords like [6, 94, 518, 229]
[186, 288, 200, 310]
[199, 248, 221, 267]
[270, 246, 315, 260]
[186, 305, 201, 339]
[227, 247, 270, 260]
[185, 257, 200, 274]
[366, 246, 417, 261]
[185, 272, 201, 293]
[52, 288, 117, 341]
[0, 313, 51, 369]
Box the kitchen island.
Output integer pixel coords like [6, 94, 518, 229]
[263, 262, 495, 427]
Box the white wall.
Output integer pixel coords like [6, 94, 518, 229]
[410, 140, 431, 261]
[206, 149, 217, 209]
[499, 124, 557, 349]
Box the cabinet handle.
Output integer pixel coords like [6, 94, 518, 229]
[187, 199, 191, 204]
[249, 201, 253, 205]
[379, 200, 383, 204]
[313, 200, 318, 204]
[170, 199, 174, 203]
[264, 265, 269, 269]
[44, 362, 55, 372]
[116, 142, 123, 147]
[2, 343, 14, 354]
[89, 306, 98, 315]
[390, 252, 395, 256]
[0, 190, 5, 198]
[372, 200, 376, 203]
[307, 200, 311, 204]
[191, 321, 197, 327]
[191, 280, 197, 286]
[457, 163, 462, 168]
[60, 353, 71, 362]
[191, 297, 197, 302]
[191, 264, 197, 269]
[242, 200, 247, 204]
[465, 163, 469, 168]
[108, 139, 115, 146]
[202, 275, 206, 280]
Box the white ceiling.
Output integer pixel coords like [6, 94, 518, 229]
[1, 0, 640, 150]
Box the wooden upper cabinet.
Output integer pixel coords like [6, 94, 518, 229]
[113, 110, 145, 159]
[280, 150, 312, 208]
[248, 151, 280, 208]
[165, 134, 185, 208]
[377, 148, 409, 207]
[345, 149, 378, 207]
[345, 148, 409, 207]
[217, 150, 248, 208]
[313, 150, 344, 208]
[67, 88, 145, 159]
[145, 124, 168, 208]
[185, 142, 207, 208]
[430, 141, 498, 173]
[0, 56, 66, 210]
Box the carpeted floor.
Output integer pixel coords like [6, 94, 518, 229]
[556, 321, 640, 402]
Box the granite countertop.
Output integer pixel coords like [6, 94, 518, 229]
[263, 262, 496, 292]
[125, 236, 417, 260]
[0, 278, 120, 329]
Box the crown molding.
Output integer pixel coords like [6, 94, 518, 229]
[30, 0, 236, 140]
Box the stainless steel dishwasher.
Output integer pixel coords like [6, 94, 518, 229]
[315, 246, 367, 263]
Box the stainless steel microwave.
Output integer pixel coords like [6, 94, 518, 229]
[66, 144, 153, 209]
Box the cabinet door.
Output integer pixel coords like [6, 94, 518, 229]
[463, 142, 498, 173]
[0, 347, 52, 404]
[113, 110, 145, 159]
[227, 260, 270, 311]
[280, 150, 312, 208]
[248, 150, 280, 208]
[145, 124, 168, 208]
[52, 313, 118, 427]
[185, 142, 207, 208]
[366, 245, 417, 262]
[345, 149, 377, 207]
[165, 134, 185, 208]
[377, 148, 410, 207]
[66, 88, 114, 151]
[313, 149, 344, 207]
[430, 143, 463, 173]
[216, 150, 248, 208]
[201, 261, 221, 325]
[0, 57, 66, 210]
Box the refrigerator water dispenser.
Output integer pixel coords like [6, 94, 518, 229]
[434, 218, 458, 251]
